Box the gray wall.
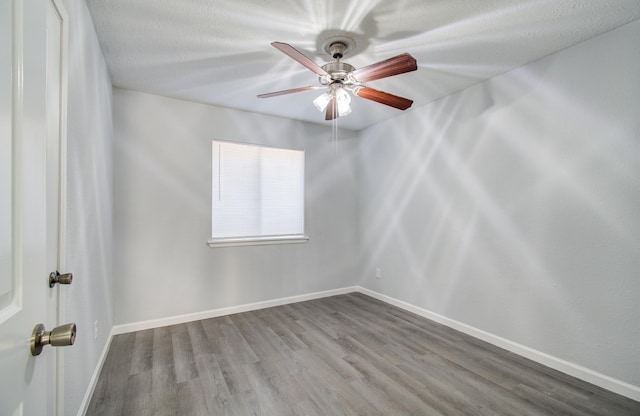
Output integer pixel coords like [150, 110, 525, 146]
[358, 20, 640, 387]
[112, 90, 359, 325]
[61, 0, 114, 414]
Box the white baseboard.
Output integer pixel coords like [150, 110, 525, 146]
[112, 286, 359, 335]
[357, 287, 640, 403]
[89, 285, 639, 405]
[76, 327, 115, 416]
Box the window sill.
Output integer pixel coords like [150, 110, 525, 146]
[207, 235, 310, 248]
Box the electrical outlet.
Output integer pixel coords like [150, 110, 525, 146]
[375, 267, 382, 279]
[94, 320, 99, 340]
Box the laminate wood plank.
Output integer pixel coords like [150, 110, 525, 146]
[86, 332, 135, 415]
[481, 353, 595, 404]
[150, 326, 178, 415]
[201, 320, 256, 397]
[231, 312, 289, 361]
[196, 353, 247, 416]
[170, 324, 198, 383]
[121, 372, 152, 415]
[295, 321, 364, 382]
[348, 379, 405, 415]
[513, 382, 596, 416]
[412, 358, 543, 415]
[336, 333, 457, 415]
[129, 329, 153, 375]
[292, 364, 368, 416]
[291, 398, 326, 416]
[185, 320, 215, 357]
[256, 335, 305, 380]
[295, 300, 346, 340]
[199, 316, 226, 354]
[176, 379, 209, 416]
[344, 294, 468, 347]
[295, 317, 350, 359]
[218, 316, 259, 364]
[215, 353, 253, 397]
[255, 307, 307, 352]
[257, 316, 306, 359]
[290, 299, 341, 324]
[388, 339, 546, 416]
[272, 373, 312, 409]
[242, 361, 297, 416]
[225, 313, 262, 347]
[335, 298, 435, 356]
[344, 352, 445, 416]
[289, 330, 371, 414]
[273, 303, 306, 325]
[151, 326, 174, 377]
[86, 293, 640, 416]
[392, 361, 489, 416]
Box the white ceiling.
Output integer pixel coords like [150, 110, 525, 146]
[87, 0, 640, 131]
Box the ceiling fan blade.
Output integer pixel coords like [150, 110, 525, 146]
[354, 86, 414, 110]
[257, 86, 325, 98]
[271, 42, 329, 77]
[350, 53, 417, 83]
[325, 96, 337, 120]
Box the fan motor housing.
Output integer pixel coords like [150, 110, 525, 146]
[321, 61, 355, 82]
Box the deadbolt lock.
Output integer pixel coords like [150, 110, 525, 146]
[49, 271, 73, 288]
[30, 323, 77, 356]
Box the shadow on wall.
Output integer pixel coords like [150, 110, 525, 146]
[358, 29, 640, 386]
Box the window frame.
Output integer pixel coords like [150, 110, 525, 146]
[207, 140, 309, 248]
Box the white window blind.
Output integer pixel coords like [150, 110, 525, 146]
[209, 141, 307, 247]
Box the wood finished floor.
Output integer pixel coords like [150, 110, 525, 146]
[87, 293, 640, 415]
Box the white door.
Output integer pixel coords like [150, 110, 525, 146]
[0, 0, 69, 415]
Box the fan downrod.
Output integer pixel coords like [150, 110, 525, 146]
[328, 42, 348, 59]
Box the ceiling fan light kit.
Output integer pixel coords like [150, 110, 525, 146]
[313, 82, 353, 118]
[258, 39, 418, 121]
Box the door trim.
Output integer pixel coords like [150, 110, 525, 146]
[46, 0, 69, 414]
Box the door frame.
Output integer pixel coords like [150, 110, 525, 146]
[45, 0, 69, 414]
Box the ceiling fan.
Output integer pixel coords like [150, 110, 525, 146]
[257, 40, 418, 120]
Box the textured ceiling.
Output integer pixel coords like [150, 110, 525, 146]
[87, 0, 640, 131]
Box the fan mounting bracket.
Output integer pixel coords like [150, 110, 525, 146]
[321, 35, 355, 59]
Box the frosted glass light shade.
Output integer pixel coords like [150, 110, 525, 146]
[335, 87, 351, 104]
[337, 101, 352, 116]
[336, 88, 352, 116]
[313, 92, 332, 112]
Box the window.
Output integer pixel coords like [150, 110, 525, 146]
[208, 140, 308, 247]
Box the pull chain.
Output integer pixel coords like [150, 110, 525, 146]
[332, 108, 338, 153]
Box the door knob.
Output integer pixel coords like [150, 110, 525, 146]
[30, 323, 77, 356]
[49, 271, 73, 287]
